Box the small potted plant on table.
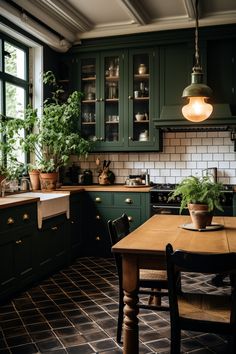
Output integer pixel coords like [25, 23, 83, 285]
[168, 175, 224, 229]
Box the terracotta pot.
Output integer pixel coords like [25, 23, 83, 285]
[29, 170, 40, 191]
[188, 203, 212, 229]
[39, 172, 58, 191]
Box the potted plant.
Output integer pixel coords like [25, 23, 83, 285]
[168, 175, 224, 229]
[8, 71, 92, 190]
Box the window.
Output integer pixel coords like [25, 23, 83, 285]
[0, 34, 29, 169]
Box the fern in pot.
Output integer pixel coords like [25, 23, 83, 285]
[168, 175, 224, 229]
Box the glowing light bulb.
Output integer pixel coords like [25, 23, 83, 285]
[182, 97, 213, 122]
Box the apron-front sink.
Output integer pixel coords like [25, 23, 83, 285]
[6, 192, 70, 228]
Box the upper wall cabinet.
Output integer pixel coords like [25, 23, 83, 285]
[78, 49, 162, 152]
[207, 38, 236, 116]
[155, 36, 236, 129]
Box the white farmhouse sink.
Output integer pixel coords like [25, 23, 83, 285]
[6, 192, 70, 228]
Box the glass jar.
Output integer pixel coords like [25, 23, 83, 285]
[138, 63, 147, 75]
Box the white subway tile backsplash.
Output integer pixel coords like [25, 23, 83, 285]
[180, 138, 191, 146]
[74, 131, 235, 184]
[160, 154, 170, 161]
[208, 146, 218, 153]
[202, 138, 213, 145]
[202, 154, 213, 161]
[219, 161, 230, 169]
[224, 153, 235, 161]
[186, 146, 197, 153]
[166, 162, 176, 169]
[213, 154, 224, 161]
[192, 154, 202, 161]
[196, 146, 208, 153]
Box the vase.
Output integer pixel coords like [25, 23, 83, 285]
[39, 172, 58, 191]
[29, 170, 40, 191]
[188, 203, 212, 229]
[138, 63, 147, 75]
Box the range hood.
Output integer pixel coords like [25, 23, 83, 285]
[154, 104, 236, 132]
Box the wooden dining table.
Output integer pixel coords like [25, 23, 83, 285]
[112, 214, 236, 354]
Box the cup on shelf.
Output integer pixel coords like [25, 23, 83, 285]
[134, 91, 139, 98]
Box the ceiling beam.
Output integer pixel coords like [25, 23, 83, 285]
[0, 0, 71, 52]
[39, 0, 93, 32]
[10, 0, 77, 41]
[183, 0, 202, 20]
[118, 0, 150, 25]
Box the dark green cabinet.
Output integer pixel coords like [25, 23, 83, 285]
[36, 214, 69, 277]
[207, 38, 236, 115]
[78, 49, 162, 151]
[69, 192, 83, 260]
[0, 203, 37, 300]
[82, 191, 150, 257]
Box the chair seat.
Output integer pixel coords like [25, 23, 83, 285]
[179, 293, 231, 323]
[140, 269, 167, 281]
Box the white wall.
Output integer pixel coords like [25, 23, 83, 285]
[74, 131, 236, 185]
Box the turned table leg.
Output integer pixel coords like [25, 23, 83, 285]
[122, 254, 139, 354]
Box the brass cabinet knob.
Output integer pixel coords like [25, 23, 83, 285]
[125, 198, 132, 204]
[7, 217, 15, 225]
[15, 240, 22, 244]
[95, 236, 101, 241]
[51, 226, 58, 231]
[128, 216, 133, 222]
[22, 213, 30, 221]
[96, 215, 101, 220]
[95, 197, 101, 203]
[70, 220, 75, 224]
[128, 136, 133, 141]
[128, 95, 133, 100]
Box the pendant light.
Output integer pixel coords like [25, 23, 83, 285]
[182, 0, 213, 122]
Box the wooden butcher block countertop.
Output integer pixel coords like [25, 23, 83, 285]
[59, 184, 152, 192]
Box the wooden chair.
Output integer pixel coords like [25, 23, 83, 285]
[166, 243, 236, 354]
[108, 213, 169, 343]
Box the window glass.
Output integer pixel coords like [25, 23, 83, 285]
[5, 82, 25, 119]
[4, 42, 26, 80]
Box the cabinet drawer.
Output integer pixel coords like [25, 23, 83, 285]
[114, 193, 141, 207]
[88, 192, 113, 206]
[0, 203, 37, 232]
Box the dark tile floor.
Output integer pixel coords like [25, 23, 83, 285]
[0, 257, 232, 354]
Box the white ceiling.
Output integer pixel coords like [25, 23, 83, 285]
[1, 0, 236, 51]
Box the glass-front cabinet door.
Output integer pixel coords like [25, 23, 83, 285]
[127, 48, 157, 149]
[80, 56, 97, 142]
[101, 52, 123, 147]
[79, 48, 161, 151]
[79, 51, 124, 150]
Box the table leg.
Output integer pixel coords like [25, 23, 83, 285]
[122, 254, 139, 354]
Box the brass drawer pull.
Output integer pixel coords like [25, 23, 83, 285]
[128, 216, 133, 222]
[22, 213, 30, 221]
[71, 220, 75, 224]
[7, 217, 15, 225]
[95, 197, 102, 203]
[51, 226, 58, 231]
[95, 236, 101, 241]
[15, 240, 22, 244]
[96, 215, 101, 220]
[125, 198, 132, 204]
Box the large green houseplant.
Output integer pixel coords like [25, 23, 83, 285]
[168, 175, 224, 229]
[8, 71, 92, 189]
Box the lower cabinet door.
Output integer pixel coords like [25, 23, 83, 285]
[0, 228, 35, 300]
[36, 214, 69, 276]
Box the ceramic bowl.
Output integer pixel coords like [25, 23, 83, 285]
[135, 114, 145, 121]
